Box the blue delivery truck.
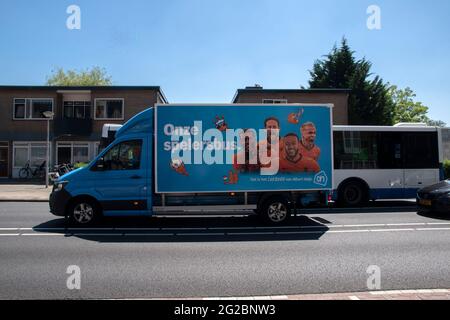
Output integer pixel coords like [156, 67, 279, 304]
[50, 104, 333, 225]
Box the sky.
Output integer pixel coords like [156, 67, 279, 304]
[0, 0, 449, 124]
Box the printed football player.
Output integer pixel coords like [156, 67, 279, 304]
[257, 117, 284, 171]
[280, 133, 320, 173]
[299, 122, 321, 161]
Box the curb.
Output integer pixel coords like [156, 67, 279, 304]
[145, 289, 450, 300]
[0, 199, 49, 202]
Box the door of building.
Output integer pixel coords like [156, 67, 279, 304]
[0, 144, 9, 178]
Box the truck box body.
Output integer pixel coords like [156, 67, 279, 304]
[49, 104, 333, 223]
[155, 104, 333, 193]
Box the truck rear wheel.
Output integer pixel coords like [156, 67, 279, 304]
[68, 198, 101, 226]
[259, 197, 290, 224]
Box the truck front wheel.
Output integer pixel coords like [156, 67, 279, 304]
[67, 198, 101, 226]
[259, 197, 290, 224]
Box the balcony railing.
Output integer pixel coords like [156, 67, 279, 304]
[53, 118, 93, 137]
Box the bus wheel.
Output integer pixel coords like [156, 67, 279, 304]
[259, 197, 290, 224]
[338, 180, 369, 207]
[68, 198, 101, 226]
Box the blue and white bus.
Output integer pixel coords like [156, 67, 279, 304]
[332, 124, 444, 206]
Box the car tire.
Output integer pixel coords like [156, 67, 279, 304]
[338, 180, 369, 207]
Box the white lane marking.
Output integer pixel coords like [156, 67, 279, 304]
[124, 233, 175, 236]
[163, 227, 208, 231]
[386, 223, 425, 226]
[68, 228, 115, 231]
[349, 296, 360, 300]
[4, 221, 450, 232]
[227, 232, 275, 236]
[72, 233, 123, 236]
[276, 231, 323, 235]
[0, 226, 449, 238]
[336, 224, 386, 228]
[208, 227, 259, 230]
[21, 233, 64, 236]
[328, 229, 371, 233]
[370, 228, 415, 232]
[115, 228, 160, 231]
[176, 233, 225, 236]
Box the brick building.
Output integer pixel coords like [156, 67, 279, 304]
[0, 86, 167, 178]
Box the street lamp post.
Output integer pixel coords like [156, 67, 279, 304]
[43, 111, 54, 188]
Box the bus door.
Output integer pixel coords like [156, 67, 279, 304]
[377, 132, 405, 198]
[402, 132, 440, 197]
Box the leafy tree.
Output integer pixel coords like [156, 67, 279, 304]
[388, 85, 446, 127]
[388, 85, 428, 123]
[426, 119, 446, 127]
[309, 38, 393, 125]
[46, 66, 112, 86]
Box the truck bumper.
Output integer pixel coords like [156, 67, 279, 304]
[49, 189, 72, 217]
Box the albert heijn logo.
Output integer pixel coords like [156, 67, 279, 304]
[314, 171, 328, 187]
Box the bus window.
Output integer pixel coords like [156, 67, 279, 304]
[333, 131, 378, 169]
[377, 132, 403, 169]
[403, 132, 439, 169]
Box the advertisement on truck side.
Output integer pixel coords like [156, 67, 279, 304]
[155, 104, 333, 193]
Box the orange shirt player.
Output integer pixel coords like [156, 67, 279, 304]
[258, 117, 284, 168]
[280, 133, 320, 173]
[299, 122, 321, 161]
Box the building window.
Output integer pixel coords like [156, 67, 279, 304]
[64, 101, 91, 119]
[13, 142, 50, 168]
[94, 99, 124, 120]
[13, 98, 53, 120]
[56, 142, 90, 165]
[262, 99, 288, 104]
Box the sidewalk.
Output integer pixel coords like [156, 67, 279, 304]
[180, 289, 450, 300]
[0, 184, 51, 202]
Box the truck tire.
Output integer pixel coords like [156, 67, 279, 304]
[67, 198, 101, 226]
[259, 197, 290, 224]
[337, 180, 369, 207]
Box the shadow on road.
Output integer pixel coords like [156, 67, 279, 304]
[416, 210, 450, 221]
[32, 215, 329, 243]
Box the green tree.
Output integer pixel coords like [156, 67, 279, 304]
[426, 119, 446, 127]
[388, 85, 446, 127]
[46, 66, 112, 86]
[388, 85, 429, 124]
[309, 38, 393, 125]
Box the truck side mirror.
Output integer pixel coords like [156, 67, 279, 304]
[96, 157, 105, 170]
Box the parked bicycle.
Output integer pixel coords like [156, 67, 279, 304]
[19, 160, 46, 179]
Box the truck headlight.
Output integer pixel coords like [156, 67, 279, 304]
[54, 181, 68, 192]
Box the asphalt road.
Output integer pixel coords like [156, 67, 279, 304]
[0, 201, 449, 299]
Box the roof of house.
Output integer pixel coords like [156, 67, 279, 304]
[0, 85, 168, 103]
